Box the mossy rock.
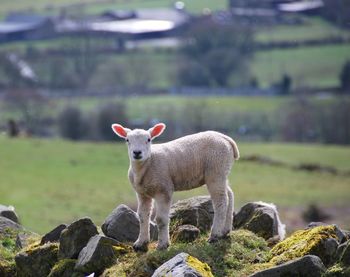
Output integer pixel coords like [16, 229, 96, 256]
[0, 216, 22, 235]
[169, 196, 214, 232]
[75, 235, 129, 275]
[172, 225, 200, 243]
[270, 225, 338, 266]
[15, 242, 59, 277]
[102, 229, 270, 277]
[59, 217, 98, 259]
[0, 260, 16, 277]
[48, 259, 84, 277]
[1, 229, 21, 276]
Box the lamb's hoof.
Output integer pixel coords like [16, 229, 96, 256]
[156, 243, 169, 251]
[208, 236, 219, 243]
[222, 230, 231, 238]
[133, 242, 148, 252]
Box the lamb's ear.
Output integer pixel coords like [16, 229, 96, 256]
[148, 123, 166, 140]
[111, 124, 130, 139]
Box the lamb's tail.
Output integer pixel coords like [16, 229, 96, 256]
[221, 134, 240, 160]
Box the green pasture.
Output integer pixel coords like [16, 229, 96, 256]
[253, 44, 350, 88]
[56, 94, 343, 120]
[256, 17, 350, 43]
[57, 95, 289, 117]
[82, 44, 350, 89]
[0, 136, 349, 233]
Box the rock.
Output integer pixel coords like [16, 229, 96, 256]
[0, 216, 22, 234]
[59, 217, 98, 259]
[324, 238, 339, 264]
[169, 196, 214, 232]
[75, 235, 127, 275]
[102, 204, 157, 242]
[172, 225, 200, 243]
[233, 202, 286, 241]
[336, 241, 349, 263]
[41, 224, 67, 245]
[15, 243, 59, 277]
[340, 241, 350, 266]
[48, 259, 83, 277]
[16, 231, 40, 249]
[250, 255, 326, 277]
[307, 222, 347, 243]
[270, 225, 340, 266]
[152, 252, 214, 277]
[0, 205, 19, 223]
[343, 230, 350, 241]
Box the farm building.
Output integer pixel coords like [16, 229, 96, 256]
[58, 7, 191, 40]
[0, 14, 56, 42]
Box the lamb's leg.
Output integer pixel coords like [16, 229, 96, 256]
[223, 182, 234, 236]
[207, 180, 228, 242]
[154, 193, 172, 250]
[133, 194, 153, 252]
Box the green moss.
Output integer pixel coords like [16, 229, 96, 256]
[113, 245, 130, 254]
[0, 232, 19, 275]
[102, 230, 270, 277]
[16, 242, 59, 277]
[270, 225, 337, 265]
[102, 263, 128, 277]
[0, 260, 16, 277]
[323, 263, 350, 277]
[23, 240, 44, 254]
[48, 259, 77, 277]
[0, 227, 18, 240]
[186, 255, 214, 277]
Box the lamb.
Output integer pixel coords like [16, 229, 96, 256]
[111, 123, 240, 251]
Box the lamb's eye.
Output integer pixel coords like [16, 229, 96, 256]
[126, 139, 129, 143]
[147, 138, 151, 142]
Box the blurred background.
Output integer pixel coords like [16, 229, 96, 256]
[0, 0, 349, 234]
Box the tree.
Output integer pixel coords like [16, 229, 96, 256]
[58, 106, 86, 140]
[177, 20, 254, 87]
[95, 101, 129, 141]
[340, 60, 350, 93]
[274, 74, 292, 95]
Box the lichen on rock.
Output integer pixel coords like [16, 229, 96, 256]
[270, 225, 338, 265]
[152, 252, 214, 277]
[186, 254, 214, 277]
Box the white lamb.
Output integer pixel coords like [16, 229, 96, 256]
[111, 123, 240, 251]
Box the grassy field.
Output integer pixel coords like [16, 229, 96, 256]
[0, 136, 349, 234]
[56, 94, 345, 119]
[83, 44, 350, 89]
[256, 17, 350, 43]
[253, 44, 350, 88]
[57, 95, 290, 116]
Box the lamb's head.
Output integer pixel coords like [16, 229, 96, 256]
[111, 123, 166, 162]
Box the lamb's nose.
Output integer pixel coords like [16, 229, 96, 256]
[133, 151, 142, 159]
